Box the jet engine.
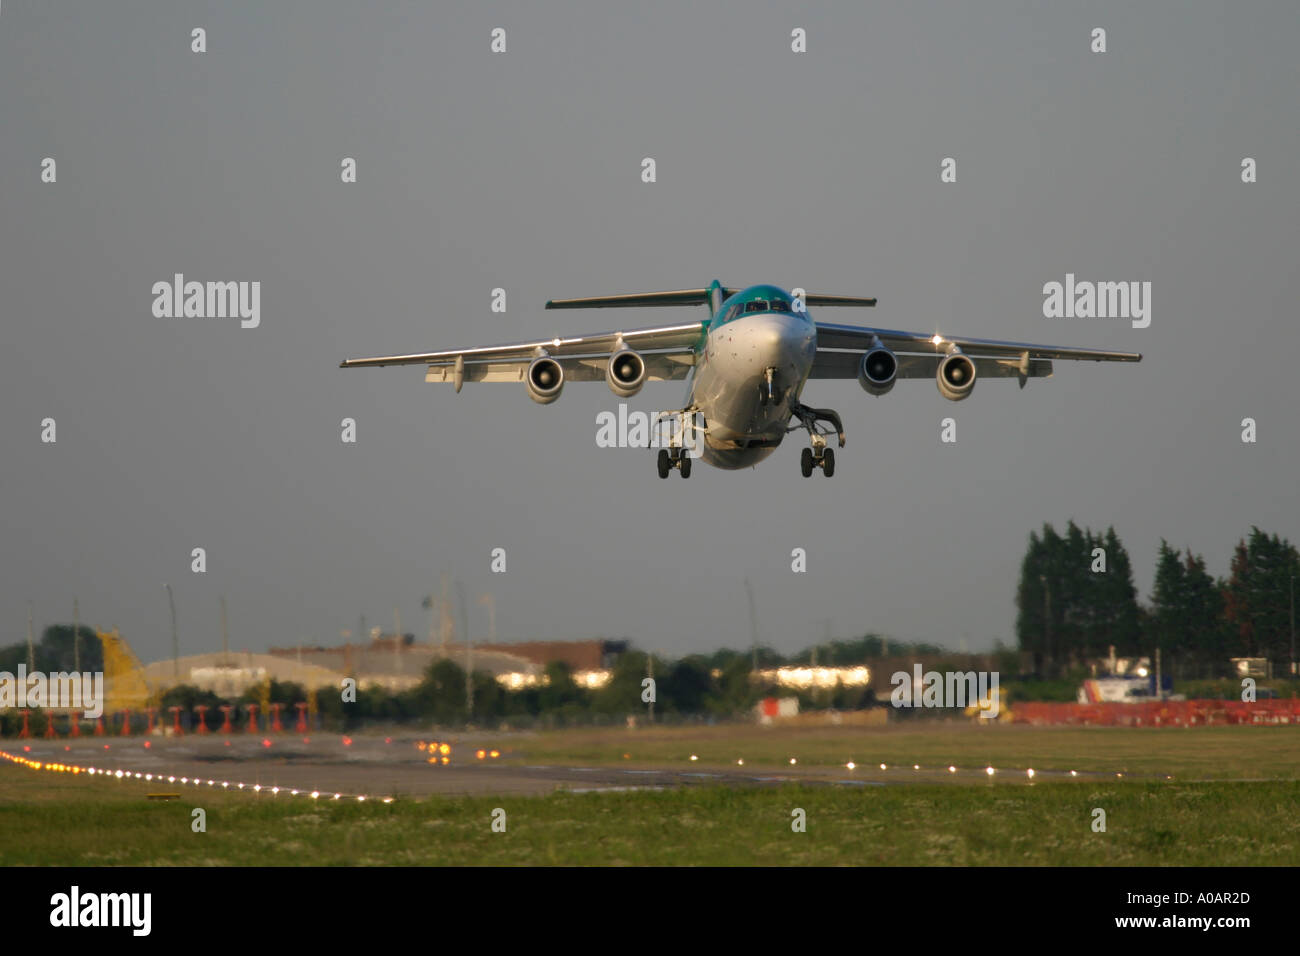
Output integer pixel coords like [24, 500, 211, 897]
[526, 356, 565, 404]
[936, 352, 976, 402]
[858, 347, 898, 396]
[606, 348, 647, 398]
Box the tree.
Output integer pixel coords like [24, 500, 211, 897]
[410, 658, 467, 724]
[1016, 522, 1141, 675]
[1224, 527, 1300, 666]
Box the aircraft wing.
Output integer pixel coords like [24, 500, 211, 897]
[813, 322, 1142, 364]
[339, 321, 705, 385]
[809, 350, 1058, 382]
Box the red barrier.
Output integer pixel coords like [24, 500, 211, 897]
[246, 704, 258, 735]
[270, 703, 284, 733]
[1012, 698, 1300, 726]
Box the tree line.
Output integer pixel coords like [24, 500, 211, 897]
[1016, 523, 1298, 679]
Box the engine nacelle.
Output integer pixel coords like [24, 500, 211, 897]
[606, 348, 647, 398]
[858, 347, 898, 396]
[936, 352, 976, 402]
[526, 356, 565, 404]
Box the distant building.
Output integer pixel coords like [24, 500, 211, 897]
[267, 641, 538, 692]
[140, 652, 341, 697]
[267, 637, 625, 691]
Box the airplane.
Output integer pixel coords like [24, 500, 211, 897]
[340, 280, 1142, 478]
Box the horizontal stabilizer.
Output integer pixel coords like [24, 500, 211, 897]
[546, 288, 876, 309]
[546, 289, 723, 309]
[803, 293, 877, 307]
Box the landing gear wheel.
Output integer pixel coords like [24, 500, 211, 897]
[800, 447, 814, 477]
[822, 448, 835, 477]
[679, 455, 692, 478]
[657, 449, 671, 479]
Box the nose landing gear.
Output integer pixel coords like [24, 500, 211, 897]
[759, 367, 784, 406]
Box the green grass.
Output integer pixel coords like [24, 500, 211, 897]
[2, 766, 1298, 865]
[4, 724, 1297, 864]
[509, 722, 1300, 780]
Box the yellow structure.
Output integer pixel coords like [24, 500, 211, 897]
[98, 629, 155, 712]
[965, 687, 1012, 721]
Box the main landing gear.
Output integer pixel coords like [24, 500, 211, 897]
[657, 447, 692, 479]
[790, 400, 844, 478]
[800, 445, 834, 477]
[654, 406, 702, 479]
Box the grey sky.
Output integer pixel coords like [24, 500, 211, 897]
[2, 1, 1297, 663]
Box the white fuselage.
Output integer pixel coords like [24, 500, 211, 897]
[687, 309, 817, 469]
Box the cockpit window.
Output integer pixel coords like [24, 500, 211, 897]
[743, 300, 770, 313]
[768, 300, 792, 313]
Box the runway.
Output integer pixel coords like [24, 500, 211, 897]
[5, 730, 1125, 799]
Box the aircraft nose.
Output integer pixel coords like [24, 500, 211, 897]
[716, 313, 813, 378]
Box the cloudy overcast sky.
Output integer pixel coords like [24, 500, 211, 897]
[2, 1, 1297, 663]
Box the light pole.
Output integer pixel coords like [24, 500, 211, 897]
[165, 584, 179, 678]
[457, 582, 472, 716]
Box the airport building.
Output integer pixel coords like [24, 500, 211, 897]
[265, 637, 627, 691]
[140, 651, 342, 697]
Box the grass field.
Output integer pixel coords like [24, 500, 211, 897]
[2, 770, 1297, 865]
[513, 721, 1300, 780]
[2, 723, 1297, 865]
